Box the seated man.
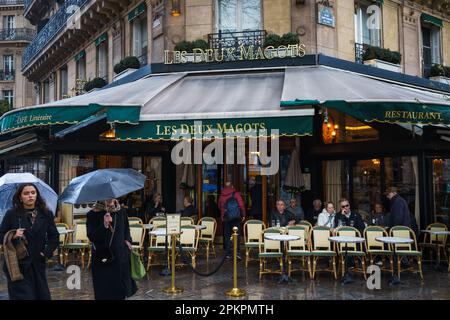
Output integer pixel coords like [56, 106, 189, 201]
[334, 198, 366, 234]
[270, 199, 296, 227]
[179, 196, 197, 217]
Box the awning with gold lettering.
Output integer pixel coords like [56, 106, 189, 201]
[281, 66, 450, 125]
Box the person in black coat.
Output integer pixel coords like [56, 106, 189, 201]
[249, 177, 262, 220]
[87, 199, 137, 300]
[386, 187, 412, 228]
[179, 196, 197, 217]
[305, 199, 323, 225]
[144, 193, 166, 223]
[0, 183, 59, 300]
[334, 198, 366, 234]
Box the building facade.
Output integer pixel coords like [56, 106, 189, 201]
[0, 0, 35, 110]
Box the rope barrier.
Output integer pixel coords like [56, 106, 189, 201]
[177, 242, 229, 277]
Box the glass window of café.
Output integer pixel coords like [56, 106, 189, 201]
[322, 108, 379, 144]
[5, 157, 50, 184]
[432, 158, 450, 226]
[131, 11, 148, 66]
[217, 0, 262, 32]
[354, 0, 382, 47]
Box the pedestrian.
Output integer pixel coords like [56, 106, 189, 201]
[248, 176, 262, 220]
[178, 196, 197, 217]
[288, 197, 304, 222]
[385, 187, 412, 228]
[270, 199, 297, 227]
[218, 181, 246, 260]
[317, 201, 336, 229]
[334, 198, 366, 234]
[305, 199, 323, 225]
[87, 199, 137, 300]
[0, 183, 59, 300]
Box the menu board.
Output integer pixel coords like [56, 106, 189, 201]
[166, 213, 181, 235]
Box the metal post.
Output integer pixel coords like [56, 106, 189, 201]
[163, 233, 183, 294]
[225, 226, 245, 297]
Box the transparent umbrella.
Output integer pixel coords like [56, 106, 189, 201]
[0, 173, 57, 224]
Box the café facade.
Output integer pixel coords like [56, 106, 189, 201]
[1, 52, 450, 231]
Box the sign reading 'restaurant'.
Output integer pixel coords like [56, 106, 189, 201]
[384, 111, 443, 121]
[164, 44, 306, 65]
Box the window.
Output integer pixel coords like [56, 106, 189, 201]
[217, 0, 262, 32]
[132, 15, 148, 66]
[422, 24, 441, 77]
[76, 55, 86, 81]
[42, 81, 50, 103]
[432, 158, 450, 225]
[3, 54, 14, 80]
[96, 41, 108, 80]
[354, 1, 381, 47]
[2, 90, 13, 108]
[3, 15, 15, 39]
[60, 66, 68, 98]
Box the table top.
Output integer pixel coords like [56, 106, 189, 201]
[149, 230, 183, 236]
[58, 229, 74, 234]
[420, 230, 450, 235]
[329, 236, 365, 243]
[143, 224, 154, 230]
[264, 234, 300, 241]
[376, 236, 414, 244]
[195, 225, 207, 230]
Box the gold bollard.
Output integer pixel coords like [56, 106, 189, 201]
[163, 233, 183, 294]
[225, 226, 246, 297]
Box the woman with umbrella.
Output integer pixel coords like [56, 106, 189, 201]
[87, 198, 137, 300]
[0, 183, 59, 300]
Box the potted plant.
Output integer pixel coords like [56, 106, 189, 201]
[174, 39, 208, 62]
[113, 56, 141, 81]
[429, 64, 450, 85]
[363, 45, 402, 73]
[264, 33, 300, 58]
[83, 77, 107, 93]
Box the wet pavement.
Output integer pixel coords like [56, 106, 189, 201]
[1, 248, 449, 300]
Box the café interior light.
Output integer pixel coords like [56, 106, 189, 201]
[171, 0, 181, 16]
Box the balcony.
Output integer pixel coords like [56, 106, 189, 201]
[22, 0, 133, 82]
[24, 0, 52, 25]
[355, 43, 367, 64]
[0, 28, 35, 42]
[0, 70, 15, 81]
[0, 0, 24, 5]
[208, 30, 267, 53]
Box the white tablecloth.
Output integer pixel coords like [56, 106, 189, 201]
[376, 236, 413, 244]
[329, 236, 365, 243]
[264, 234, 300, 242]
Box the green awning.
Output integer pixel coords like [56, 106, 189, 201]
[95, 33, 108, 46]
[421, 13, 443, 28]
[128, 2, 146, 21]
[0, 104, 141, 134]
[322, 100, 450, 125]
[373, 0, 383, 4]
[74, 50, 86, 62]
[114, 116, 313, 141]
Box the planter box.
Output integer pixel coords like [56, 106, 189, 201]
[113, 68, 138, 82]
[430, 76, 450, 85]
[364, 59, 402, 73]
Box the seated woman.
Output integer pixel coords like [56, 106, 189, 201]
[317, 201, 336, 229]
[368, 203, 390, 227]
[179, 196, 197, 217]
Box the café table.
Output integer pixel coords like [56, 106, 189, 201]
[149, 229, 183, 276]
[264, 233, 300, 283]
[420, 230, 450, 272]
[52, 229, 74, 271]
[376, 236, 414, 285]
[329, 235, 366, 284]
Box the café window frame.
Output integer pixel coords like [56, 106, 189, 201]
[215, 0, 262, 32]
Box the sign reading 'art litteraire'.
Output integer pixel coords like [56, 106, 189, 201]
[164, 44, 306, 65]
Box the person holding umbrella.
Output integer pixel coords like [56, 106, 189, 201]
[0, 183, 59, 300]
[87, 198, 137, 300]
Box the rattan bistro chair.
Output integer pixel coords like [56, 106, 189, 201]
[198, 217, 217, 259]
[244, 219, 266, 268]
[419, 223, 448, 263]
[147, 225, 170, 271]
[149, 217, 167, 230]
[335, 226, 367, 279]
[177, 225, 199, 268]
[63, 220, 91, 269]
[298, 220, 313, 231]
[310, 226, 337, 279]
[181, 217, 194, 226]
[390, 226, 423, 280]
[364, 226, 394, 275]
[129, 223, 146, 260]
[56, 223, 70, 264]
[286, 225, 312, 279]
[128, 217, 143, 225]
[258, 227, 283, 279]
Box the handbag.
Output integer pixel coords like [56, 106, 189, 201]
[130, 250, 146, 280]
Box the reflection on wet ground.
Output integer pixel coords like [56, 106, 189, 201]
[1, 249, 449, 300]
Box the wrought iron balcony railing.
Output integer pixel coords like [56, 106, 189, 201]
[23, 0, 31, 11]
[208, 30, 267, 52]
[0, 70, 15, 81]
[0, 28, 35, 42]
[355, 43, 368, 64]
[0, 0, 24, 5]
[22, 0, 91, 70]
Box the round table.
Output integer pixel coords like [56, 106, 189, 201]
[195, 225, 207, 231]
[264, 234, 300, 283]
[420, 230, 450, 272]
[149, 229, 183, 276]
[376, 236, 414, 285]
[57, 229, 74, 235]
[329, 236, 365, 284]
[143, 224, 154, 230]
